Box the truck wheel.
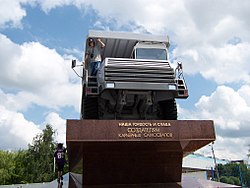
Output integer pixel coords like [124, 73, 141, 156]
[159, 99, 177, 120]
[83, 97, 99, 119]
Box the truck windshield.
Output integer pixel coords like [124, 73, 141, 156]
[136, 48, 167, 60]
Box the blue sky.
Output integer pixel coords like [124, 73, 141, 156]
[0, 0, 250, 161]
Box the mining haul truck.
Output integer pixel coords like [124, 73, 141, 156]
[72, 30, 188, 120]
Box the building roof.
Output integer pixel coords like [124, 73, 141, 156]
[183, 153, 229, 170]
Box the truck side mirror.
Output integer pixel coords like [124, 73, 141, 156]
[72, 59, 76, 68]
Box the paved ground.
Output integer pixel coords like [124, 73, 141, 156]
[0, 172, 241, 188]
[0, 173, 69, 188]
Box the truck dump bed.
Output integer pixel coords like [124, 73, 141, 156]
[86, 30, 170, 59]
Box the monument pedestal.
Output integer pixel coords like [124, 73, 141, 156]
[66, 120, 215, 187]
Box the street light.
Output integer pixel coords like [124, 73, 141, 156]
[210, 142, 220, 182]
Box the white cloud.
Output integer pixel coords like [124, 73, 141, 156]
[0, 89, 33, 112]
[184, 0, 250, 41]
[81, 0, 191, 34]
[36, 0, 73, 13]
[196, 136, 249, 161]
[179, 84, 250, 160]
[44, 112, 66, 145]
[195, 85, 250, 132]
[0, 33, 81, 150]
[63, 48, 83, 60]
[0, 105, 41, 150]
[0, 0, 32, 28]
[0, 34, 81, 112]
[175, 42, 250, 84]
[0, 106, 67, 150]
[238, 85, 250, 106]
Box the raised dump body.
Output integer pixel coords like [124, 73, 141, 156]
[74, 30, 188, 120]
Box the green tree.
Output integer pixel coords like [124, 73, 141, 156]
[0, 151, 16, 185]
[220, 176, 229, 184]
[13, 150, 28, 184]
[23, 124, 56, 183]
[229, 176, 240, 186]
[0, 124, 66, 185]
[227, 177, 234, 185]
[218, 163, 249, 186]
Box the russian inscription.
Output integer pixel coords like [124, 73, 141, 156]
[118, 122, 172, 139]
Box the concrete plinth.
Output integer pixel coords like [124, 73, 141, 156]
[66, 120, 215, 187]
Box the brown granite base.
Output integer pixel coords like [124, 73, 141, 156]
[66, 120, 215, 187]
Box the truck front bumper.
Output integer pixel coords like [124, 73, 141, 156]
[103, 81, 176, 91]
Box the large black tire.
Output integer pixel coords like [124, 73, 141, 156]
[159, 99, 177, 120]
[83, 97, 99, 119]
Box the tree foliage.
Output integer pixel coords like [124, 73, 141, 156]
[0, 124, 66, 185]
[229, 176, 240, 186]
[220, 176, 229, 184]
[218, 163, 249, 186]
[23, 124, 56, 183]
[0, 151, 16, 184]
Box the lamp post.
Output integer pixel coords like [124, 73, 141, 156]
[210, 142, 220, 182]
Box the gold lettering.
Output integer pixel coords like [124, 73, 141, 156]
[132, 122, 152, 126]
[118, 133, 141, 138]
[143, 132, 172, 138]
[156, 122, 171, 127]
[118, 122, 132, 126]
[118, 122, 171, 127]
[127, 127, 161, 133]
[118, 122, 172, 139]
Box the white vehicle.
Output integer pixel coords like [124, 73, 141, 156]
[72, 30, 188, 120]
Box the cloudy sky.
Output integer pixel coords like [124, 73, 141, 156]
[0, 0, 250, 161]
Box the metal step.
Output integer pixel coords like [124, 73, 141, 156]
[176, 79, 186, 89]
[87, 82, 98, 87]
[177, 85, 186, 90]
[176, 79, 184, 85]
[88, 76, 97, 82]
[86, 87, 99, 95]
[86, 76, 99, 95]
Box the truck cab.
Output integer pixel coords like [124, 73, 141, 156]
[131, 42, 169, 60]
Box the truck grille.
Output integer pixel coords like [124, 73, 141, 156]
[104, 58, 175, 83]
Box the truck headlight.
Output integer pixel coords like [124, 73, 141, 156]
[106, 83, 115, 88]
[169, 84, 176, 90]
